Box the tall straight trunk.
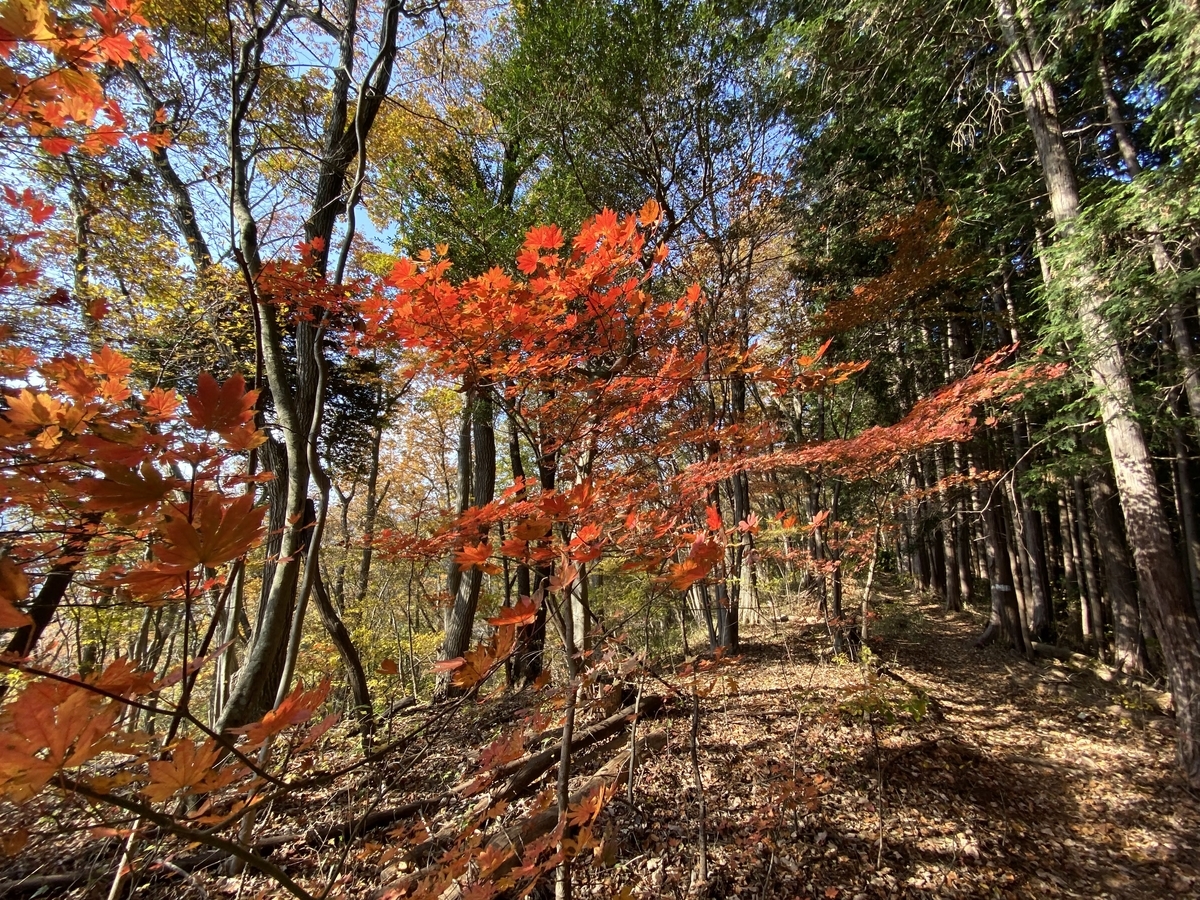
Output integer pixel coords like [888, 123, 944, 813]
[975, 477, 1029, 655]
[934, 446, 961, 611]
[1073, 475, 1106, 654]
[720, 469, 750, 650]
[1090, 474, 1146, 674]
[1003, 486, 1030, 632]
[1058, 488, 1085, 644]
[1012, 421, 1053, 639]
[507, 414, 532, 602]
[908, 460, 931, 592]
[1171, 425, 1200, 612]
[510, 407, 558, 688]
[439, 388, 496, 696]
[996, 0, 1200, 783]
[444, 398, 474, 632]
[952, 444, 974, 602]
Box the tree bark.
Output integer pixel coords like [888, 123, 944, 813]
[1073, 475, 1106, 654]
[438, 388, 496, 698]
[312, 560, 374, 743]
[976, 480, 1030, 656]
[1171, 424, 1200, 612]
[934, 446, 961, 611]
[355, 415, 386, 608]
[1090, 474, 1146, 674]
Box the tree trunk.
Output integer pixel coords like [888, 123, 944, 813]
[1073, 475, 1106, 655]
[934, 446, 961, 611]
[355, 416, 385, 608]
[313, 560, 374, 744]
[1002, 486, 1030, 632]
[438, 388, 496, 698]
[975, 477, 1029, 655]
[1171, 425, 1200, 612]
[1058, 487, 1085, 644]
[1090, 474, 1146, 674]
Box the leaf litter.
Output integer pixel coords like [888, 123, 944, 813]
[1, 581, 1196, 899]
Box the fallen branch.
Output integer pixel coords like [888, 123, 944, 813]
[0, 873, 95, 896]
[379, 730, 669, 900]
[454, 695, 663, 800]
[183, 795, 445, 870]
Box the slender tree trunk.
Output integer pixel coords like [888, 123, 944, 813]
[1058, 487, 1085, 644]
[1003, 486, 1030, 632]
[1012, 422, 1053, 640]
[1171, 425, 1200, 612]
[355, 416, 385, 608]
[935, 446, 962, 611]
[438, 388, 496, 698]
[1073, 475, 1106, 655]
[975, 479, 1029, 655]
[445, 397, 474, 632]
[313, 560, 374, 744]
[1090, 474, 1146, 674]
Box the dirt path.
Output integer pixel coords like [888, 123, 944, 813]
[592, 586, 1200, 899]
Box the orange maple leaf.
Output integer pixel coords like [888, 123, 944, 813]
[704, 504, 722, 531]
[81, 462, 175, 515]
[454, 541, 493, 571]
[487, 596, 539, 628]
[155, 493, 265, 571]
[141, 386, 179, 421]
[142, 737, 227, 803]
[232, 679, 332, 748]
[0, 555, 31, 629]
[185, 372, 260, 441]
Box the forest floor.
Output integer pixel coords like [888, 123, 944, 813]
[4, 580, 1199, 899]
[583, 583, 1200, 900]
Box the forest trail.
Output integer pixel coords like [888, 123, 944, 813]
[588, 583, 1200, 900]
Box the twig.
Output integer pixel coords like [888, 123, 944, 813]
[690, 678, 708, 889]
[60, 776, 315, 900]
[870, 711, 884, 869]
[105, 815, 141, 900]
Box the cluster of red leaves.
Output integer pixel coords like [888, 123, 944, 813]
[0, 331, 281, 802]
[1, 0, 161, 324]
[0, 0, 159, 156]
[814, 201, 974, 335]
